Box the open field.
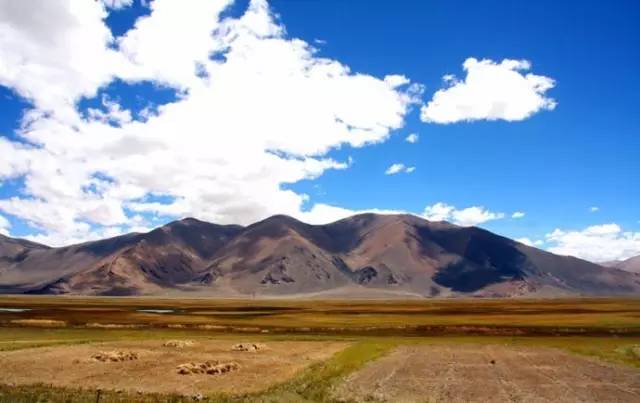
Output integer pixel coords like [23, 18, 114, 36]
[2, 296, 640, 335]
[2, 297, 640, 402]
[335, 344, 640, 402]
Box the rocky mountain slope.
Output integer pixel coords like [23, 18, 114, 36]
[1, 214, 638, 297]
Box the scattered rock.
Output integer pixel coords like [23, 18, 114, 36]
[231, 342, 266, 352]
[92, 351, 139, 362]
[490, 359, 496, 365]
[162, 340, 195, 348]
[176, 361, 239, 375]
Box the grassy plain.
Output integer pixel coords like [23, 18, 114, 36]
[1, 296, 640, 402]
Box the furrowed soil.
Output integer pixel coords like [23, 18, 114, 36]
[0, 339, 348, 396]
[334, 344, 640, 403]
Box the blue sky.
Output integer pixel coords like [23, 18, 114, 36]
[0, 0, 638, 262]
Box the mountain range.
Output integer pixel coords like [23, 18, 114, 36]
[602, 255, 640, 274]
[1, 214, 639, 297]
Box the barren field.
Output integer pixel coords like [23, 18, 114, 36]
[335, 344, 640, 403]
[0, 339, 347, 396]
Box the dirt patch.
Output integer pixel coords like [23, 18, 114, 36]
[163, 340, 195, 348]
[0, 339, 347, 396]
[176, 361, 239, 375]
[231, 342, 266, 352]
[334, 344, 640, 403]
[92, 351, 138, 362]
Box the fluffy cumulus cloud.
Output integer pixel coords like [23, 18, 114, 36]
[545, 224, 640, 263]
[512, 211, 526, 218]
[422, 202, 505, 227]
[0, 0, 421, 245]
[385, 163, 415, 175]
[405, 133, 419, 143]
[421, 58, 556, 123]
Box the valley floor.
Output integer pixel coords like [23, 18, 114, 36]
[1, 296, 640, 402]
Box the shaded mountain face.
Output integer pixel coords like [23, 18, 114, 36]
[1, 214, 639, 297]
[194, 214, 640, 297]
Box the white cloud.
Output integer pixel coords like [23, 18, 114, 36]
[0, 0, 420, 246]
[421, 58, 556, 124]
[117, 0, 233, 88]
[512, 211, 526, 218]
[423, 202, 505, 226]
[546, 223, 640, 262]
[385, 163, 415, 175]
[590, 206, 599, 212]
[310, 201, 507, 228]
[385, 163, 405, 175]
[0, 214, 10, 235]
[0, 0, 131, 121]
[516, 237, 543, 247]
[295, 204, 406, 225]
[102, 0, 134, 10]
[405, 133, 419, 143]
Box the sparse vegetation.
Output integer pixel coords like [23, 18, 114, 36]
[1, 297, 640, 401]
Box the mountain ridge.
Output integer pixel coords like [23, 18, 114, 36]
[1, 214, 638, 297]
[603, 255, 640, 273]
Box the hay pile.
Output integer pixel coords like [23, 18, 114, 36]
[231, 343, 266, 352]
[162, 340, 195, 348]
[91, 351, 139, 362]
[176, 361, 239, 375]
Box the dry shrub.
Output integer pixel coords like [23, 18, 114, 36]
[197, 324, 227, 331]
[10, 319, 66, 327]
[92, 351, 139, 362]
[162, 340, 195, 348]
[86, 323, 141, 329]
[176, 361, 239, 375]
[231, 343, 266, 352]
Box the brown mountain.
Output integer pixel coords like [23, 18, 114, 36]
[0, 218, 242, 295]
[602, 255, 640, 273]
[1, 214, 639, 297]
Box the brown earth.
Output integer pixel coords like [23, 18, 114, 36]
[334, 344, 640, 403]
[0, 339, 347, 395]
